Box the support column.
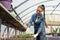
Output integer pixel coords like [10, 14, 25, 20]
[0, 19, 2, 38]
[15, 28, 17, 36]
[7, 26, 9, 38]
[50, 26, 53, 36]
[19, 31, 21, 35]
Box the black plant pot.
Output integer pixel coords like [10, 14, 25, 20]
[57, 33, 60, 36]
[51, 33, 57, 37]
[51, 33, 54, 36]
[46, 33, 51, 35]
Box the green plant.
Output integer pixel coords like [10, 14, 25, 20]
[15, 34, 33, 38]
[59, 28, 60, 33]
[53, 28, 58, 34]
[46, 33, 51, 35]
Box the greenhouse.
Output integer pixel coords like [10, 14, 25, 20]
[0, 0, 60, 40]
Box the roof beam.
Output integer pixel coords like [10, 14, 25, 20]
[21, 9, 60, 18]
[11, 0, 29, 12]
[18, 0, 53, 15]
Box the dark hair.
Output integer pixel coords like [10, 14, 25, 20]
[41, 5, 45, 19]
[38, 5, 45, 19]
[38, 5, 45, 10]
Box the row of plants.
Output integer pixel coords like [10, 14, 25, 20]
[14, 28, 60, 38]
[14, 34, 33, 38]
[13, 28, 60, 38]
[46, 28, 60, 36]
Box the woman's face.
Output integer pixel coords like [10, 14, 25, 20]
[36, 7, 43, 15]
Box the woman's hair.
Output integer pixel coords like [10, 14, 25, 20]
[38, 5, 45, 10]
[38, 5, 45, 19]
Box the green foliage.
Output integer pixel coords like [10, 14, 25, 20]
[53, 28, 58, 34]
[59, 28, 60, 33]
[15, 34, 33, 38]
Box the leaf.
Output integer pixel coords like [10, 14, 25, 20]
[16, 34, 33, 38]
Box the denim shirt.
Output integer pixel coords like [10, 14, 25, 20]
[28, 13, 45, 34]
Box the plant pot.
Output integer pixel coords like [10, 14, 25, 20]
[1, 37, 36, 40]
[54, 34, 57, 37]
[1, 34, 35, 40]
[12, 37, 35, 40]
[52, 33, 57, 37]
[10, 34, 36, 40]
[57, 33, 60, 36]
[51, 33, 54, 36]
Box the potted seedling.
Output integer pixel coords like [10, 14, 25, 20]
[57, 28, 60, 36]
[46, 32, 51, 35]
[12, 34, 35, 40]
[16, 34, 33, 38]
[52, 28, 58, 37]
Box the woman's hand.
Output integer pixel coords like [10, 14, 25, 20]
[33, 33, 38, 38]
[26, 27, 30, 34]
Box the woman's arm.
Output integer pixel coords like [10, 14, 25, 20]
[45, 21, 48, 28]
[27, 14, 34, 28]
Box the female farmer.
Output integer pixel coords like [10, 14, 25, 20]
[26, 5, 48, 40]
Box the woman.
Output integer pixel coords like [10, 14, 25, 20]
[26, 5, 48, 40]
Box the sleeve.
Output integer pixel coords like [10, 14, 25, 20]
[27, 14, 34, 28]
[37, 16, 45, 34]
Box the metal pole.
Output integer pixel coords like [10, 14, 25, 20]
[15, 28, 17, 36]
[0, 19, 2, 38]
[7, 26, 9, 38]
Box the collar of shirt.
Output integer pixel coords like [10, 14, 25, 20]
[35, 13, 42, 18]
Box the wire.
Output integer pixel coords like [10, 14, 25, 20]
[50, 2, 60, 14]
[11, 5, 24, 24]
